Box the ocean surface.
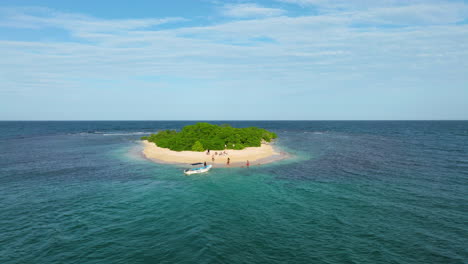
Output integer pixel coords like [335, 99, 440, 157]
[0, 121, 467, 264]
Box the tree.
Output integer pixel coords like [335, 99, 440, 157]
[191, 141, 205, 152]
[144, 123, 277, 151]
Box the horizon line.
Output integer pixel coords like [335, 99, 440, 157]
[1, 120, 467, 122]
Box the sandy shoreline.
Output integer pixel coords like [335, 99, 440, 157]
[142, 140, 288, 167]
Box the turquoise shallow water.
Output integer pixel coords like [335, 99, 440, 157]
[0, 121, 467, 263]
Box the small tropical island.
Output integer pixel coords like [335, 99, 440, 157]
[141, 123, 287, 167]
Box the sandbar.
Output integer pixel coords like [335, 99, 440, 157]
[142, 140, 288, 167]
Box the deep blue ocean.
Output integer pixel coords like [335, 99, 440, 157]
[0, 121, 467, 264]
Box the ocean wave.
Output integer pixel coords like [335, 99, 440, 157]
[72, 131, 152, 136]
[302, 131, 327, 134]
[102, 132, 151, 136]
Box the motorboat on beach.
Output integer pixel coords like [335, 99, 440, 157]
[184, 163, 212, 175]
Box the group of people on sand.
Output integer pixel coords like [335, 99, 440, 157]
[225, 158, 249, 167]
[205, 149, 249, 167]
[208, 149, 228, 162]
[206, 150, 228, 156]
[205, 157, 250, 167]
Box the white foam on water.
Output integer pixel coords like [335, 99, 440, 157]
[102, 132, 151, 136]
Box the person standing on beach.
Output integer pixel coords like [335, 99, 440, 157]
[212, 155, 215, 162]
[204, 161, 207, 167]
[227, 158, 230, 166]
[246, 160, 250, 167]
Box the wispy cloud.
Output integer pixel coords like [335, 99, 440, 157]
[277, 0, 444, 8]
[1, 3, 467, 82]
[276, 0, 323, 6]
[277, 0, 468, 25]
[351, 3, 468, 25]
[0, 7, 185, 33]
[221, 3, 285, 18]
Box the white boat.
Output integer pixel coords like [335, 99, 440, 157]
[184, 164, 212, 175]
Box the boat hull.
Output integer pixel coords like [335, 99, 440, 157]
[184, 165, 212, 175]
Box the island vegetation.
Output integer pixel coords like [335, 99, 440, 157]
[141, 123, 277, 152]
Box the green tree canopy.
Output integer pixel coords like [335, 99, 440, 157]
[142, 123, 277, 151]
[191, 141, 204, 152]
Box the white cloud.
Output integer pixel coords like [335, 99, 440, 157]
[0, 7, 185, 33]
[277, 0, 468, 25]
[277, 0, 426, 8]
[221, 3, 285, 18]
[277, 0, 323, 6]
[352, 3, 468, 25]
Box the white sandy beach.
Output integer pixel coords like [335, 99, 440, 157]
[142, 140, 287, 167]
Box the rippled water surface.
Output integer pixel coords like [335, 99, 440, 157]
[1, 121, 467, 264]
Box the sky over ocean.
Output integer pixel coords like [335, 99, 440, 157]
[0, 0, 467, 120]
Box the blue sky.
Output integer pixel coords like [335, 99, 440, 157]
[1, 0, 467, 120]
